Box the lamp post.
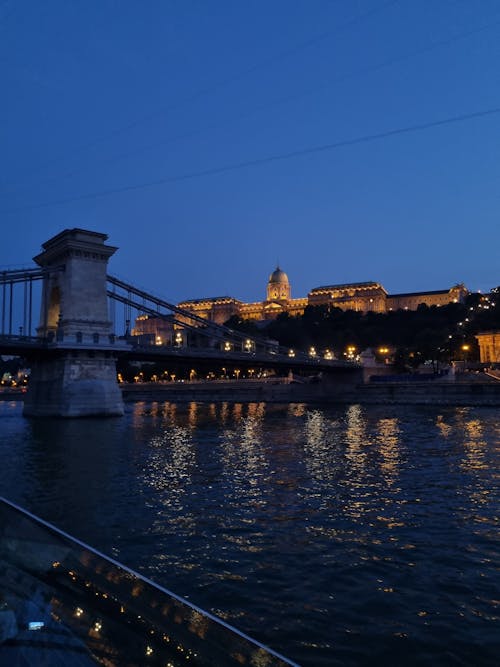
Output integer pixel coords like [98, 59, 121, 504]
[461, 344, 470, 368]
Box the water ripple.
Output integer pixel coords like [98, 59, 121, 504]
[0, 400, 498, 666]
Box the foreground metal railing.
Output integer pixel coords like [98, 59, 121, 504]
[0, 497, 298, 666]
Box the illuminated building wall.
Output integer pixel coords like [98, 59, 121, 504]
[387, 284, 467, 311]
[308, 282, 388, 313]
[176, 296, 242, 326]
[131, 314, 174, 345]
[475, 331, 500, 363]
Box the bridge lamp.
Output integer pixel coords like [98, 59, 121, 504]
[288, 349, 295, 358]
[175, 331, 183, 346]
[155, 335, 162, 346]
[309, 346, 317, 357]
[324, 349, 333, 360]
[346, 345, 356, 359]
[224, 341, 232, 352]
[244, 339, 253, 352]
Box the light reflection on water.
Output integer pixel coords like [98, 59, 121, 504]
[0, 399, 498, 666]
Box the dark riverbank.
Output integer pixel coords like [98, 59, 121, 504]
[120, 378, 500, 407]
[2, 378, 498, 407]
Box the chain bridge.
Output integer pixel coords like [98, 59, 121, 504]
[0, 229, 361, 417]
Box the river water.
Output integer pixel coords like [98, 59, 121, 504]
[0, 399, 498, 666]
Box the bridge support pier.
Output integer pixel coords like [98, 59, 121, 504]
[23, 228, 127, 418]
[24, 352, 124, 418]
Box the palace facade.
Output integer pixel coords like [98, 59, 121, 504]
[176, 268, 467, 323]
[132, 267, 468, 338]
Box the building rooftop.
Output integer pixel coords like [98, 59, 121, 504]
[310, 281, 385, 293]
[178, 296, 242, 305]
[388, 289, 450, 298]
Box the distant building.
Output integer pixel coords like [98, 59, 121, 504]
[475, 331, 500, 364]
[131, 313, 175, 345]
[308, 281, 387, 314]
[387, 284, 467, 311]
[132, 268, 468, 334]
[176, 296, 242, 326]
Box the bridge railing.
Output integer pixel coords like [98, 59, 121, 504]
[0, 497, 297, 666]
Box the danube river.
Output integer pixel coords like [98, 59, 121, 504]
[0, 399, 498, 666]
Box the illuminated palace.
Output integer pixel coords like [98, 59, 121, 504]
[176, 268, 467, 323]
[132, 267, 467, 341]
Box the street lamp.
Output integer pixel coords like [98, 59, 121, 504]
[461, 344, 470, 367]
[378, 346, 390, 363]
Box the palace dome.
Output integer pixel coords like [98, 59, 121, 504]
[268, 267, 289, 285]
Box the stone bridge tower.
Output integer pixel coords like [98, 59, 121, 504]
[23, 229, 127, 417]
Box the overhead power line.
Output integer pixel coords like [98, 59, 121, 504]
[3, 0, 399, 188]
[5, 3, 500, 198]
[27, 8, 500, 191]
[3, 106, 499, 214]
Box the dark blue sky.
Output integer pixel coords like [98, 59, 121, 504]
[2, 0, 499, 303]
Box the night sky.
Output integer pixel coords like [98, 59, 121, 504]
[2, 0, 499, 304]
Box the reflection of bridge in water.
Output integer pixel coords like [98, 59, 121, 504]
[1, 229, 360, 417]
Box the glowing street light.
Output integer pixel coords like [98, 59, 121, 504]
[288, 349, 295, 358]
[346, 345, 357, 359]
